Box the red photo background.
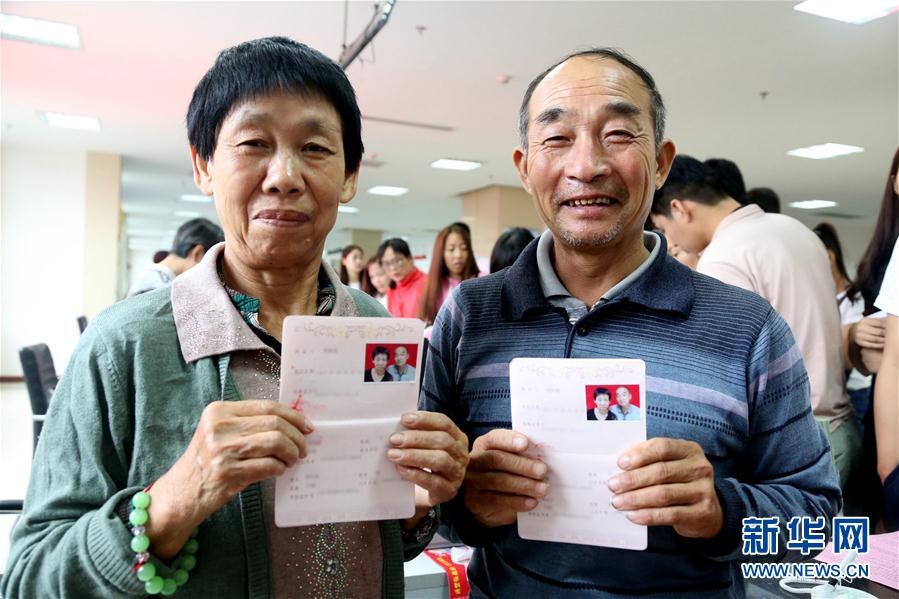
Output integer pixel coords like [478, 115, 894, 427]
[363, 343, 420, 370]
[585, 384, 641, 409]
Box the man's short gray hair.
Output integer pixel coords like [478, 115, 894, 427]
[517, 48, 666, 151]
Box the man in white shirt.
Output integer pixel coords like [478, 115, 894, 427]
[128, 218, 224, 297]
[650, 155, 860, 511]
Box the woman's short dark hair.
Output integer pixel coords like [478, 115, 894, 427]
[372, 346, 390, 360]
[187, 36, 363, 173]
[489, 227, 536, 273]
[593, 387, 611, 400]
[376, 238, 412, 261]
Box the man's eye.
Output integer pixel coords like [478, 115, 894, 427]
[304, 143, 334, 154]
[543, 136, 568, 145]
[238, 139, 265, 148]
[607, 131, 635, 141]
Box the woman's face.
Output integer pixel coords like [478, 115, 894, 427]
[443, 231, 470, 279]
[343, 248, 364, 275]
[373, 353, 388, 374]
[381, 246, 413, 282]
[367, 261, 391, 294]
[595, 395, 610, 411]
[190, 91, 358, 271]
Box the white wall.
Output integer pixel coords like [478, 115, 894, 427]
[1, 144, 87, 377]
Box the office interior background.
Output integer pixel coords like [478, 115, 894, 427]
[1, 0, 897, 574]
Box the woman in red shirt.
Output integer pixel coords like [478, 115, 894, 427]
[378, 238, 426, 318]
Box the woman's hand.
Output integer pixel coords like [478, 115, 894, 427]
[388, 412, 469, 528]
[853, 317, 886, 349]
[146, 400, 313, 558]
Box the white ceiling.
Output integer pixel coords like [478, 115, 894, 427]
[2, 1, 897, 253]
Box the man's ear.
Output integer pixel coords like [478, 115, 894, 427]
[670, 198, 692, 223]
[339, 168, 360, 204]
[188, 244, 205, 265]
[189, 146, 214, 196]
[654, 139, 677, 189]
[512, 147, 533, 195]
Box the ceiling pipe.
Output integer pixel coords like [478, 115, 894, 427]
[338, 0, 397, 69]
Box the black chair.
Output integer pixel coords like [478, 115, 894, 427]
[18, 344, 58, 454]
[76, 315, 88, 334]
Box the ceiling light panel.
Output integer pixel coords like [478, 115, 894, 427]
[793, 0, 899, 24]
[367, 186, 409, 196]
[786, 143, 864, 160]
[179, 194, 213, 203]
[0, 14, 80, 48]
[43, 112, 100, 130]
[431, 159, 482, 171]
[788, 200, 839, 209]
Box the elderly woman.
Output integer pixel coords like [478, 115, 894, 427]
[2, 37, 468, 598]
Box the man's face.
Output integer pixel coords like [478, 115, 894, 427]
[595, 393, 611, 410]
[394, 346, 409, 367]
[514, 56, 674, 253]
[373, 353, 388, 374]
[616, 387, 632, 407]
[191, 90, 358, 271]
[651, 211, 706, 256]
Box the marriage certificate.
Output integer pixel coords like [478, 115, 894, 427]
[274, 316, 424, 527]
[510, 358, 648, 549]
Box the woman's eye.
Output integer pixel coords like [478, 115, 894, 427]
[304, 143, 334, 154]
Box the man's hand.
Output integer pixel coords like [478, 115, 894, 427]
[389, 412, 469, 528]
[463, 430, 548, 527]
[148, 400, 313, 558]
[607, 438, 723, 539]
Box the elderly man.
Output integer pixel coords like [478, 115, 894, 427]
[610, 386, 641, 421]
[387, 345, 416, 381]
[420, 48, 840, 597]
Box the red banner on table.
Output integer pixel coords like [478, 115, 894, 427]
[424, 550, 470, 599]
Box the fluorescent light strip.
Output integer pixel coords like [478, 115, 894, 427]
[787, 143, 864, 160]
[44, 112, 100, 131]
[368, 186, 409, 196]
[788, 200, 838, 210]
[0, 13, 80, 48]
[338, 206, 359, 214]
[793, 0, 899, 24]
[179, 194, 213, 203]
[174, 211, 200, 218]
[431, 158, 482, 171]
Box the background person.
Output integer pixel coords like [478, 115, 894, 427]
[361, 255, 390, 309]
[814, 222, 873, 426]
[746, 187, 781, 213]
[845, 147, 899, 376]
[651, 155, 861, 510]
[378, 238, 426, 319]
[418, 223, 480, 325]
[489, 227, 536, 273]
[338, 244, 365, 289]
[872, 239, 899, 531]
[128, 217, 224, 297]
[2, 37, 469, 599]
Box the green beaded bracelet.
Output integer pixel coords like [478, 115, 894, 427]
[129, 487, 199, 596]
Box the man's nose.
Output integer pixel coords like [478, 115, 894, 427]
[565, 136, 612, 183]
[264, 149, 305, 196]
